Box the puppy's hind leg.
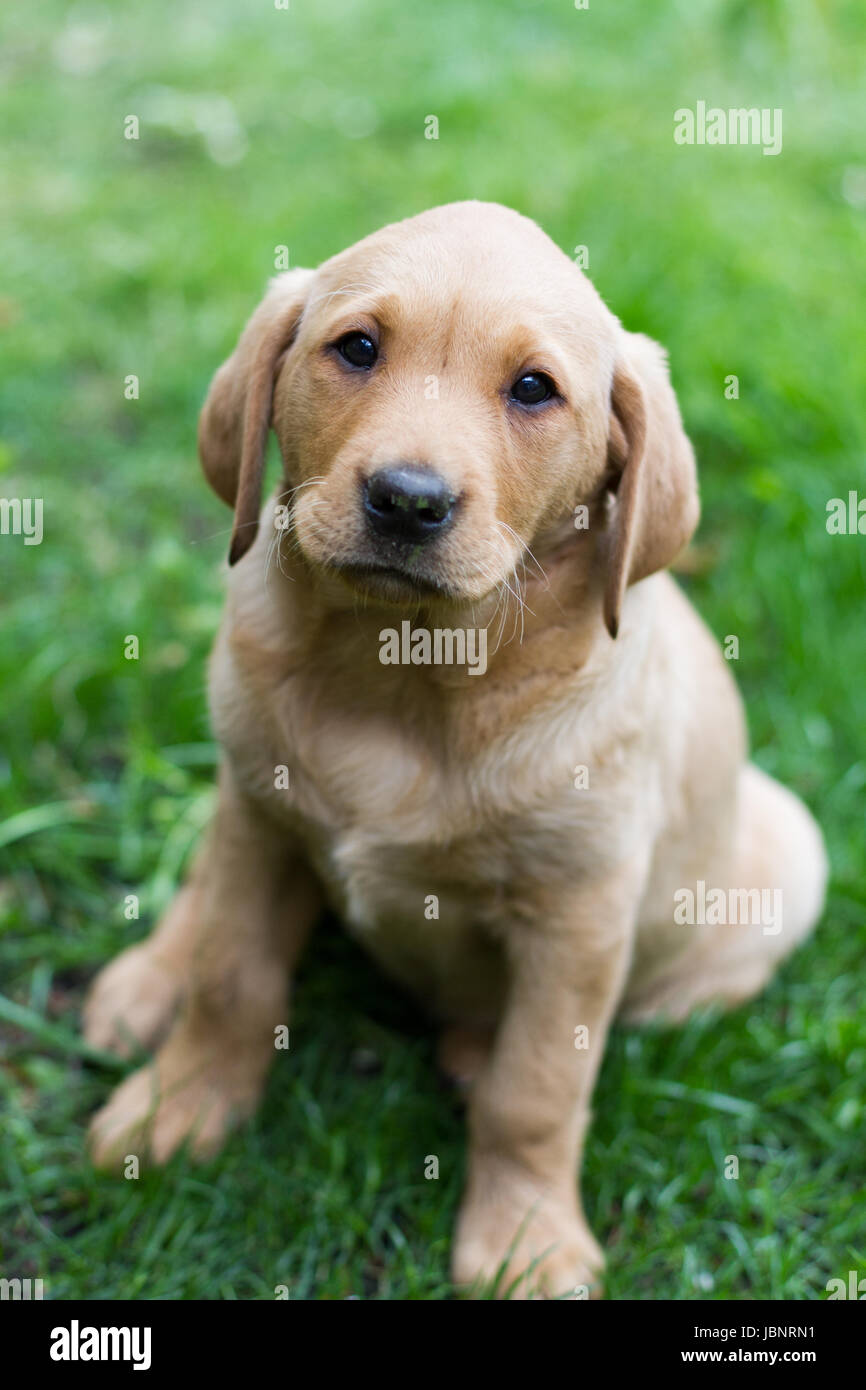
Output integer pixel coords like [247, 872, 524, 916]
[621, 764, 828, 1024]
[88, 768, 321, 1169]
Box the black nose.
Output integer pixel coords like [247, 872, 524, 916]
[364, 465, 456, 543]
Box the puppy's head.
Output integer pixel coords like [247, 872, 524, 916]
[199, 202, 698, 636]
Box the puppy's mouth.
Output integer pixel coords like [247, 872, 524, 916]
[332, 560, 455, 603]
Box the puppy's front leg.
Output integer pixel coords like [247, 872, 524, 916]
[89, 767, 320, 1169]
[453, 872, 641, 1299]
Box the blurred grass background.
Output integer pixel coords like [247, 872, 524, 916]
[1, 0, 864, 1299]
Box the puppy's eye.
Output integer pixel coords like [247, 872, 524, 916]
[510, 372, 556, 406]
[336, 332, 378, 369]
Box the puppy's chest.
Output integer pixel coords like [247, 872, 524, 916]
[273, 717, 515, 930]
[220, 651, 638, 994]
[238, 682, 595, 911]
[263, 716, 528, 1002]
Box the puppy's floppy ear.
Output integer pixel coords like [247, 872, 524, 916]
[603, 331, 699, 638]
[198, 268, 315, 565]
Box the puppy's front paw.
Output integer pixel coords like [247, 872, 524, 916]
[83, 945, 183, 1057]
[88, 1034, 266, 1170]
[452, 1172, 604, 1299]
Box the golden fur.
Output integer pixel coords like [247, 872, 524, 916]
[84, 202, 827, 1298]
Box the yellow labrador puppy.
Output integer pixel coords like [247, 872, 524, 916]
[85, 201, 827, 1298]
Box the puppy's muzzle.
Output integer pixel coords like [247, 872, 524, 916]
[363, 465, 457, 545]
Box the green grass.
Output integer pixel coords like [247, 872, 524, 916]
[1, 0, 865, 1299]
